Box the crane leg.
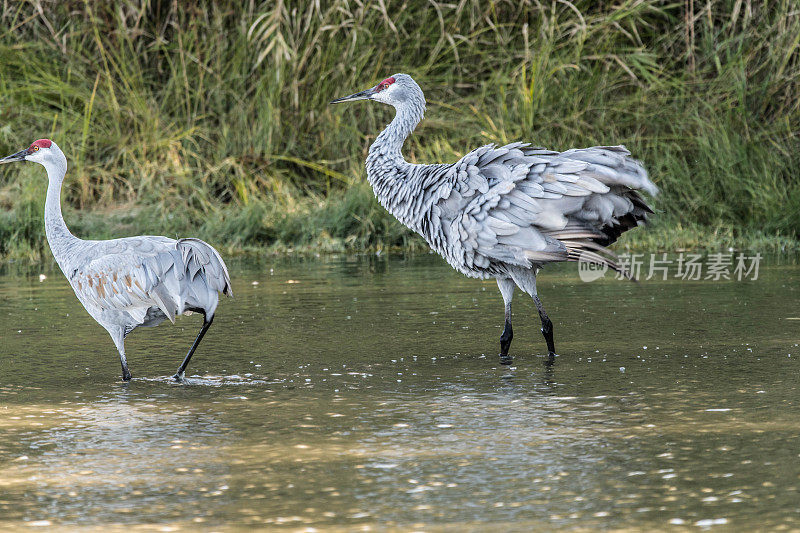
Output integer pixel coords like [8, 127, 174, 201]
[497, 278, 516, 365]
[173, 313, 214, 382]
[110, 328, 132, 381]
[533, 294, 556, 358]
[119, 350, 132, 382]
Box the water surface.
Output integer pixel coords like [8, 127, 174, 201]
[1, 254, 799, 531]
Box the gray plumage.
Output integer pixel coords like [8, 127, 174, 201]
[0, 140, 232, 381]
[332, 74, 657, 364]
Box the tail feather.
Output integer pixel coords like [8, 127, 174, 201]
[150, 284, 177, 323]
[535, 148, 655, 281]
[177, 238, 233, 298]
[562, 238, 636, 281]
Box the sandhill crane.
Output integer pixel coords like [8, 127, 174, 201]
[332, 74, 657, 365]
[0, 139, 232, 381]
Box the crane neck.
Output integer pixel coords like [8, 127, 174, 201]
[367, 98, 425, 166]
[42, 154, 79, 264]
[365, 96, 426, 227]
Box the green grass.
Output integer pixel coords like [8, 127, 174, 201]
[0, 1, 799, 261]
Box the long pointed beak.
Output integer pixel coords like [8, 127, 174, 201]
[330, 86, 377, 105]
[0, 149, 28, 164]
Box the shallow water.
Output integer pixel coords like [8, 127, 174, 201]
[1, 254, 799, 531]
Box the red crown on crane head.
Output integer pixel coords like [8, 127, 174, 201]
[31, 139, 53, 149]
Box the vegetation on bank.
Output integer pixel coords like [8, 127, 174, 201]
[1, 1, 798, 261]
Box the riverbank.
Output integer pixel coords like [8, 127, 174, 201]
[2, 182, 797, 263]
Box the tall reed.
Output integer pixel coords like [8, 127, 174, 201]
[0, 1, 798, 259]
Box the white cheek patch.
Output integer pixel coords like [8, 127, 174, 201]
[375, 85, 396, 102]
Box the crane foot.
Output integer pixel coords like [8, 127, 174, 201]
[172, 371, 186, 383]
[122, 370, 132, 382]
[499, 354, 514, 365]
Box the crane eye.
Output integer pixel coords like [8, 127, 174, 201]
[378, 82, 389, 91]
[33, 146, 39, 152]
